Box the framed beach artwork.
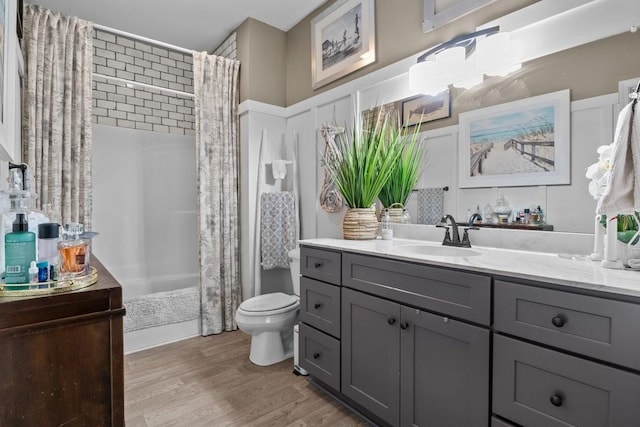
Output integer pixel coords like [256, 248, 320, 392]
[401, 90, 451, 127]
[458, 89, 570, 188]
[311, 0, 375, 89]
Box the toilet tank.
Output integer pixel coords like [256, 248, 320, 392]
[288, 248, 300, 296]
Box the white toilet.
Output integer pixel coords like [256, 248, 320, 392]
[236, 248, 301, 366]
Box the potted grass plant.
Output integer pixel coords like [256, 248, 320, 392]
[378, 123, 425, 223]
[324, 111, 403, 240]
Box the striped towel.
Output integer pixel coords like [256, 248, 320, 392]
[417, 188, 444, 225]
[260, 191, 296, 270]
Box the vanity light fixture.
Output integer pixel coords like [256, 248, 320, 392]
[409, 26, 522, 95]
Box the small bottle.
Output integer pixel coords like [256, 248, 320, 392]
[28, 261, 38, 284]
[58, 223, 91, 279]
[38, 223, 59, 281]
[37, 260, 49, 283]
[524, 208, 531, 224]
[5, 213, 37, 287]
[536, 205, 544, 225]
[466, 209, 472, 222]
[381, 209, 393, 240]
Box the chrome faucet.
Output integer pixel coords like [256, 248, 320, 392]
[468, 213, 482, 227]
[440, 214, 460, 243]
[436, 214, 478, 248]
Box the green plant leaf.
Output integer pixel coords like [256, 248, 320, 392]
[322, 111, 404, 208]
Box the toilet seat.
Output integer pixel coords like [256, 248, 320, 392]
[238, 293, 299, 316]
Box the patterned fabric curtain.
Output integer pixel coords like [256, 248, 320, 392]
[193, 52, 241, 335]
[22, 5, 93, 228]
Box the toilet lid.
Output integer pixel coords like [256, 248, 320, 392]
[239, 292, 298, 312]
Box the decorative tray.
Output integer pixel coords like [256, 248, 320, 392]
[0, 267, 98, 297]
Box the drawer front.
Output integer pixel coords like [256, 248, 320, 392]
[494, 280, 640, 370]
[299, 323, 340, 391]
[493, 335, 640, 427]
[342, 252, 491, 325]
[300, 246, 341, 285]
[491, 417, 517, 427]
[300, 277, 341, 338]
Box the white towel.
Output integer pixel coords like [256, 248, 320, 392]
[417, 188, 444, 225]
[597, 101, 640, 214]
[271, 160, 288, 180]
[260, 191, 296, 270]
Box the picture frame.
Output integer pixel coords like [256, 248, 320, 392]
[458, 89, 570, 189]
[401, 90, 451, 127]
[311, 0, 375, 90]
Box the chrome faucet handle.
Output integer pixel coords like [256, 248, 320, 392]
[436, 224, 452, 243]
[460, 227, 479, 247]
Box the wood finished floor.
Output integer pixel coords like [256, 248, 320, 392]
[124, 331, 369, 426]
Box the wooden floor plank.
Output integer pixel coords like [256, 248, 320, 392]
[125, 331, 369, 426]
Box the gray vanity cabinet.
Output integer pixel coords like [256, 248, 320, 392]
[341, 287, 401, 425]
[400, 306, 490, 427]
[342, 287, 490, 427]
[299, 247, 342, 392]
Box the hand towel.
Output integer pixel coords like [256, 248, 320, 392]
[271, 160, 288, 180]
[597, 101, 640, 214]
[260, 191, 296, 270]
[417, 188, 444, 225]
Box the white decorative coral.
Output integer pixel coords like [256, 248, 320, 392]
[585, 143, 614, 200]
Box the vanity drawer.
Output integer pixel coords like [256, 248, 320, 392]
[342, 252, 491, 325]
[299, 323, 340, 391]
[491, 417, 517, 427]
[300, 277, 341, 338]
[300, 246, 341, 286]
[494, 280, 640, 370]
[493, 335, 640, 427]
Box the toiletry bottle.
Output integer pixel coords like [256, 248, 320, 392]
[58, 223, 90, 279]
[381, 209, 393, 240]
[38, 223, 59, 281]
[5, 213, 37, 286]
[28, 261, 38, 284]
[537, 205, 544, 225]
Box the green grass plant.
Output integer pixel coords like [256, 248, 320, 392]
[379, 123, 425, 208]
[324, 112, 403, 209]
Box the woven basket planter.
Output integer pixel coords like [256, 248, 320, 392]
[379, 203, 411, 224]
[343, 207, 379, 240]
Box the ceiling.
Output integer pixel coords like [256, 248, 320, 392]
[28, 0, 328, 52]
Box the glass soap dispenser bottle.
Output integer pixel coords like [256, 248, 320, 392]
[5, 213, 36, 286]
[58, 223, 90, 279]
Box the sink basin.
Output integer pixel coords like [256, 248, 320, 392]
[394, 244, 481, 258]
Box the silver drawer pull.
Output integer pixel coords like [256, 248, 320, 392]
[549, 393, 564, 407]
[551, 315, 567, 328]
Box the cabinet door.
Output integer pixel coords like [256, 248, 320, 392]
[342, 288, 400, 426]
[401, 307, 490, 427]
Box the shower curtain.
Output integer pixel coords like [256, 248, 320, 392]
[193, 52, 242, 335]
[22, 5, 93, 227]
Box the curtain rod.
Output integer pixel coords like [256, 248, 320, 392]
[93, 73, 195, 98]
[93, 23, 195, 56]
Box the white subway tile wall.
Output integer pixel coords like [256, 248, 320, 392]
[211, 32, 237, 60]
[92, 29, 195, 135]
[92, 29, 237, 134]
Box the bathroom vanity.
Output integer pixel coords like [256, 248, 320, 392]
[298, 238, 640, 427]
[0, 259, 125, 427]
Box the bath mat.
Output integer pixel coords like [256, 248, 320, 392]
[124, 287, 200, 333]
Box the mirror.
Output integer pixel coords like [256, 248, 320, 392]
[358, 16, 640, 234]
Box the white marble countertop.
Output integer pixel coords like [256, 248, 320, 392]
[300, 238, 640, 299]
